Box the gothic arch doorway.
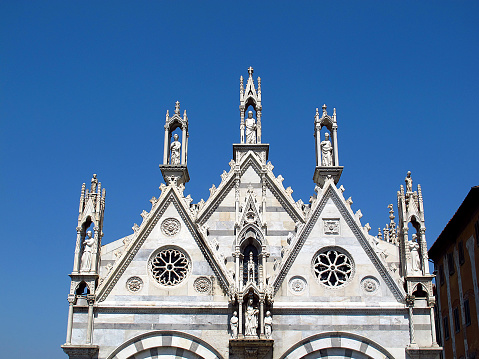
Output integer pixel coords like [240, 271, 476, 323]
[106, 331, 224, 359]
[279, 332, 395, 359]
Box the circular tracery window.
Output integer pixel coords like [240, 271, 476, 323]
[149, 247, 190, 286]
[313, 247, 354, 287]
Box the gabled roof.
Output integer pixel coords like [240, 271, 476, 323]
[96, 185, 232, 301]
[271, 179, 405, 302]
[429, 186, 479, 260]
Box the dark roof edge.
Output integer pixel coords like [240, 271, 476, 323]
[429, 186, 479, 260]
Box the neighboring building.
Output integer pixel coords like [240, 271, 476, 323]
[61, 68, 441, 359]
[429, 186, 479, 359]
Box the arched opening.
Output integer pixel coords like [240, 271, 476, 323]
[412, 283, 428, 298]
[75, 281, 90, 296]
[407, 218, 422, 274]
[239, 226, 262, 286]
[79, 217, 95, 272]
[168, 124, 183, 165]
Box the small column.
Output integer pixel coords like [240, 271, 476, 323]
[315, 126, 321, 166]
[261, 251, 267, 290]
[419, 228, 429, 275]
[235, 249, 240, 289]
[240, 109, 245, 144]
[406, 295, 417, 346]
[86, 296, 95, 344]
[163, 126, 169, 165]
[90, 226, 100, 273]
[257, 110, 262, 144]
[259, 299, 265, 339]
[332, 125, 339, 166]
[429, 300, 438, 346]
[238, 298, 244, 338]
[65, 296, 76, 344]
[73, 227, 83, 273]
[181, 126, 187, 165]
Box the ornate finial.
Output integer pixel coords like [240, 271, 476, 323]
[248, 66, 254, 77]
[257, 77, 261, 91]
[388, 204, 395, 220]
[175, 101, 180, 115]
[322, 104, 327, 116]
[240, 76, 244, 92]
[166, 109, 169, 119]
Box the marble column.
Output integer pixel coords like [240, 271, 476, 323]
[86, 296, 94, 344]
[238, 298, 243, 338]
[332, 125, 339, 166]
[407, 296, 417, 346]
[73, 227, 83, 273]
[429, 300, 438, 347]
[65, 296, 76, 344]
[240, 109, 245, 144]
[181, 126, 187, 165]
[163, 126, 169, 164]
[256, 110, 262, 144]
[259, 299, 265, 339]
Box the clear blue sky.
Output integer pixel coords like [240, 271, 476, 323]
[1, 1, 478, 357]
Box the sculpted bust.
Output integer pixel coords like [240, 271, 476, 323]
[170, 134, 181, 165]
[321, 133, 333, 166]
[245, 111, 257, 144]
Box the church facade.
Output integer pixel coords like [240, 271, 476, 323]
[62, 68, 442, 359]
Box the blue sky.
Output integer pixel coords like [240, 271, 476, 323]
[1, 1, 478, 358]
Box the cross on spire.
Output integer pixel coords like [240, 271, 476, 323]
[248, 66, 254, 77]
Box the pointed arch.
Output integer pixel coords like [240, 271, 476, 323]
[238, 223, 265, 249]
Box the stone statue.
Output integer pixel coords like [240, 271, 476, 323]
[80, 231, 95, 272]
[320, 133, 333, 166]
[245, 111, 257, 144]
[247, 252, 255, 284]
[409, 237, 421, 273]
[170, 134, 181, 165]
[230, 311, 239, 339]
[405, 171, 413, 193]
[264, 311, 272, 339]
[244, 298, 259, 337]
[90, 174, 98, 192]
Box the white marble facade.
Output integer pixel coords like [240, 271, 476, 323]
[62, 68, 441, 359]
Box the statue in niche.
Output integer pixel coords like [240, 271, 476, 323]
[245, 111, 257, 144]
[247, 252, 255, 284]
[405, 171, 413, 193]
[244, 298, 259, 337]
[80, 231, 95, 272]
[230, 311, 239, 339]
[320, 133, 333, 166]
[409, 235, 421, 274]
[170, 134, 181, 165]
[264, 311, 272, 339]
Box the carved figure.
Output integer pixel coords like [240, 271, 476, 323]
[405, 171, 413, 193]
[247, 252, 255, 284]
[245, 298, 259, 337]
[409, 238, 421, 273]
[230, 311, 239, 339]
[245, 111, 257, 144]
[264, 311, 272, 339]
[170, 134, 181, 165]
[80, 231, 95, 272]
[90, 174, 98, 192]
[320, 133, 333, 166]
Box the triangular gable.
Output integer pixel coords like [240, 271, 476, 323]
[197, 151, 305, 227]
[239, 187, 263, 227]
[96, 186, 231, 301]
[272, 180, 405, 302]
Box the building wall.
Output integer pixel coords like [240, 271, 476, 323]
[434, 207, 479, 359]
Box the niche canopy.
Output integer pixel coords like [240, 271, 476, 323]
[159, 101, 190, 186]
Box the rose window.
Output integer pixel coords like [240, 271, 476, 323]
[149, 248, 190, 286]
[313, 248, 353, 287]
